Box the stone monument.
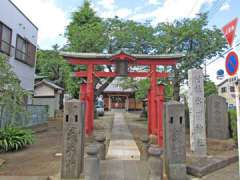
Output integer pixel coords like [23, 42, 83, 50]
[164, 101, 186, 180]
[61, 100, 86, 179]
[206, 95, 230, 139]
[188, 69, 207, 156]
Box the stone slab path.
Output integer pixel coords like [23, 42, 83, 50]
[101, 113, 148, 180]
[106, 113, 140, 160]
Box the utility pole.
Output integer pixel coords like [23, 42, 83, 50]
[235, 79, 240, 176]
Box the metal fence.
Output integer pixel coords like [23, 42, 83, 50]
[0, 105, 48, 128]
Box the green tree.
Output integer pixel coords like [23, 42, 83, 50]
[104, 18, 155, 54]
[36, 48, 77, 97]
[204, 79, 218, 97]
[65, 0, 107, 52]
[154, 13, 226, 100]
[0, 54, 27, 127]
[119, 78, 150, 100]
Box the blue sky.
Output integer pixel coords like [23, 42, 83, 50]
[11, 0, 240, 83]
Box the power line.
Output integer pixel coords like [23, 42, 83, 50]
[206, 40, 240, 66]
[188, 0, 199, 17]
[208, 0, 227, 20]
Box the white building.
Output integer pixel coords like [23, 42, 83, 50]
[0, 0, 38, 104]
[217, 77, 239, 109]
[33, 80, 64, 118]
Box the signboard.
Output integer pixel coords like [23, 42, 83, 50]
[225, 51, 239, 76]
[222, 18, 238, 47]
[216, 69, 224, 79]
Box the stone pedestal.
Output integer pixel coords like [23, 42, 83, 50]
[95, 133, 106, 160]
[140, 135, 149, 160]
[188, 69, 207, 156]
[85, 144, 100, 180]
[61, 100, 86, 180]
[164, 101, 186, 180]
[206, 95, 230, 139]
[148, 144, 163, 180]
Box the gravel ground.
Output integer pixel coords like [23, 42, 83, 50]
[124, 112, 239, 180]
[0, 112, 114, 176]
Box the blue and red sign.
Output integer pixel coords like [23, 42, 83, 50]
[225, 51, 239, 76]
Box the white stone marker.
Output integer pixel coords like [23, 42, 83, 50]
[188, 69, 207, 156]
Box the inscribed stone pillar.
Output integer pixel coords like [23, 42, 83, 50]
[188, 69, 207, 156]
[206, 95, 230, 139]
[61, 100, 86, 179]
[164, 101, 186, 180]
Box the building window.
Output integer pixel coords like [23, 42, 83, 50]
[230, 86, 235, 92]
[0, 22, 12, 55]
[15, 35, 36, 66]
[221, 87, 226, 93]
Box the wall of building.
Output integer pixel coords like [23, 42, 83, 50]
[34, 85, 55, 97]
[32, 97, 59, 118]
[0, 0, 38, 91]
[103, 95, 143, 111]
[218, 80, 237, 108]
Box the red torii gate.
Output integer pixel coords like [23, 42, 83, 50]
[62, 51, 183, 147]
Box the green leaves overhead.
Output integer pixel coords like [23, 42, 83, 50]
[36, 49, 77, 97]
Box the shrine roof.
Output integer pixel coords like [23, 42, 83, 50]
[60, 52, 184, 60]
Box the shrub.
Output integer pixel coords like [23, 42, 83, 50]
[0, 127, 35, 152]
[228, 109, 237, 144]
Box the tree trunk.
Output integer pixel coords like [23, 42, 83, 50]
[173, 67, 181, 101]
[173, 81, 180, 101]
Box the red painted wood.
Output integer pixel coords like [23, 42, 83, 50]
[85, 64, 94, 135]
[150, 64, 157, 135]
[68, 58, 177, 66]
[79, 83, 87, 101]
[65, 52, 178, 138]
[147, 90, 152, 134]
[75, 71, 169, 78]
[110, 51, 136, 62]
[157, 84, 164, 147]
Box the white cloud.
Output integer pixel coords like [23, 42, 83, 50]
[97, 0, 115, 10]
[220, 2, 230, 11]
[130, 0, 215, 25]
[146, 0, 162, 5]
[94, 0, 132, 19]
[12, 0, 68, 49]
[115, 8, 132, 19]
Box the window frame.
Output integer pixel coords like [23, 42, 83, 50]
[221, 87, 227, 93]
[15, 34, 36, 67]
[0, 21, 12, 56]
[230, 86, 235, 92]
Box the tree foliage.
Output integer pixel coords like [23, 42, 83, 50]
[204, 79, 218, 97]
[154, 14, 226, 100]
[66, 0, 106, 52]
[0, 53, 27, 126]
[64, 1, 226, 100]
[36, 48, 77, 96]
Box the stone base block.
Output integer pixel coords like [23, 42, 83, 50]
[187, 154, 238, 177]
[168, 164, 187, 180]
